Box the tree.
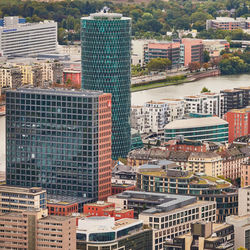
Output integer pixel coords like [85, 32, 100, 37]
[188, 62, 201, 72]
[201, 87, 210, 93]
[147, 58, 172, 72]
[203, 63, 210, 71]
[203, 50, 210, 63]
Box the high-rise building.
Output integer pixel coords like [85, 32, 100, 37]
[224, 107, 250, 143]
[81, 12, 131, 160]
[6, 87, 112, 200]
[220, 89, 244, 113]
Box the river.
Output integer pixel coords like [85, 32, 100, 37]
[0, 74, 249, 172]
[131, 74, 250, 105]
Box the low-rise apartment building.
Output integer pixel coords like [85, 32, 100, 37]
[241, 160, 250, 187]
[184, 92, 224, 118]
[0, 65, 22, 89]
[0, 186, 47, 214]
[187, 152, 223, 177]
[219, 147, 247, 181]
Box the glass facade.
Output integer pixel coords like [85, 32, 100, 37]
[6, 88, 104, 199]
[165, 124, 228, 143]
[81, 13, 131, 160]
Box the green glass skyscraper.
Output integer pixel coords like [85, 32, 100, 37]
[81, 12, 132, 160]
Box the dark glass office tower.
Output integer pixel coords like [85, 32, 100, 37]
[6, 88, 112, 200]
[81, 12, 131, 160]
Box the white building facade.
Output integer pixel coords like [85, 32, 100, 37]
[0, 17, 57, 57]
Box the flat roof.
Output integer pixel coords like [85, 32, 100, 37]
[114, 191, 197, 214]
[39, 215, 73, 221]
[113, 218, 140, 230]
[82, 12, 130, 21]
[7, 87, 104, 97]
[0, 185, 45, 195]
[165, 117, 228, 130]
[47, 195, 91, 205]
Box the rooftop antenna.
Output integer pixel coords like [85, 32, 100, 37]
[101, 6, 110, 13]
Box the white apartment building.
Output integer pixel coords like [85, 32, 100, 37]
[144, 100, 170, 133]
[184, 92, 224, 117]
[0, 16, 57, 57]
[131, 105, 145, 132]
[238, 186, 250, 216]
[226, 215, 250, 250]
[131, 99, 185, 134]
[161, 99, 185, 122]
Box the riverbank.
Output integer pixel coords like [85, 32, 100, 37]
[131, 69, 220, 92]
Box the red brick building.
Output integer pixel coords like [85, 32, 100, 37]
[224, 108, 250, 143]
[47, 200, 79, 216]
[165, 139, 207, 152]
[83, 201, 134, 220]
[63, 68, 81, 88]
[111, 183, 136, 195]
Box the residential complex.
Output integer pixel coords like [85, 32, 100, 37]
[164, 117, 229, 143]
[108, 191, 216, 250]
[76, 216, 153, 250]
[164, 221, 234, 250]
[0, 65, 22, 89]
[0, 16, 57, 57]
[206, 17, 250, 30]
[184, 92, 224, 118]
[0, 186, 47, 214]
[219, 147, 247, 180]
[136, 162, 238, 222]
[224, 107, 250, 143]
[6, 87, 112, 200]
[81, 12, 131, 159]
[187, 152, 223, 177]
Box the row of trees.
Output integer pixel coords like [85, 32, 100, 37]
[0, 0, 250, 44]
